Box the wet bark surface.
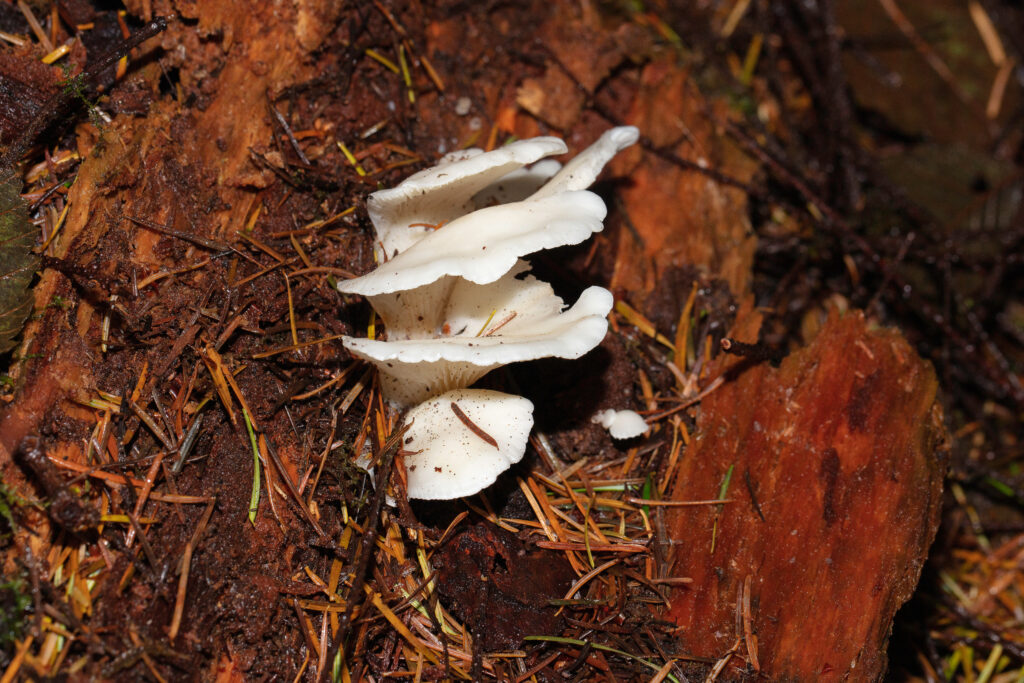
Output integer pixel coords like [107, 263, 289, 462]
[667, 310, 946, 680]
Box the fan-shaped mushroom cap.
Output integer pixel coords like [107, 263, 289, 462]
[339, 191, 606, 298]
[530, 126, 639, 200]
[344, 271, 612, 406]
[368, 137, 567, 260]
[401, 388, 533, 499]
[473, 159, 563, 206]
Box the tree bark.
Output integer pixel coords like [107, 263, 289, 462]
[667, 309, 946, 680]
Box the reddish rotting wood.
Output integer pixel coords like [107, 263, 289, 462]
[667, 310, 947, 681]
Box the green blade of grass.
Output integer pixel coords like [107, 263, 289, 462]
[710, 464, 734, 554]
[244, 409, 260, 525]
[523, 635, 681, 682]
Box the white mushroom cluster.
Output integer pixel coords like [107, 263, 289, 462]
[340, 126, 639, 499]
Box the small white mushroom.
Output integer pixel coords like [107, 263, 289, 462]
[339, 190, 606, 297]
[401, 389, 533, 500]
[345, 267, 612, 406]
[592, 409, 649, 440]
[365, 136, 567, 260]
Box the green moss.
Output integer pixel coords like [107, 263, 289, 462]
[0, 572, 30, 656]
[0, 478, 26, 543]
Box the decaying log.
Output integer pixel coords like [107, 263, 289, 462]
[667, 310, 947, 680]
[0, 1, 954, 678]
[0, 0, 340, 482]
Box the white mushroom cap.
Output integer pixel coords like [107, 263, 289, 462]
[358, 127, 638, 270]
[356, 260, 551, 340]
[339, 191, 607, 297]
[473, 159, 563, 206]
[401, 388, 533, 499]
[530, 126, 639, 200]
[368, 137, 567, 259]
[592, 409, 649, 439]
[344, 273, 613, 406]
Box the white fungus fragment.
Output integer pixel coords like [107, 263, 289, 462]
[592, 409, 649, 440]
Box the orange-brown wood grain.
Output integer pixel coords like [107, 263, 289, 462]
[668, 310, 946, 680]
